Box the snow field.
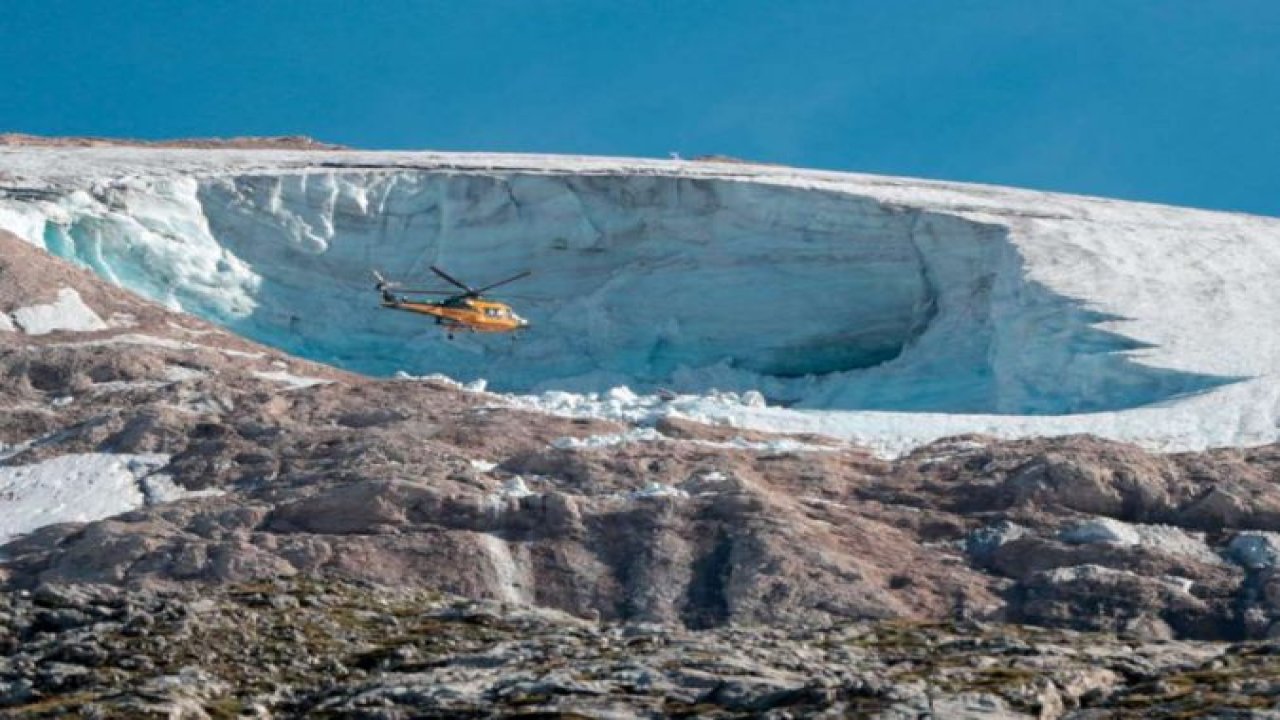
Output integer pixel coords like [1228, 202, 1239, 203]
[0, 454, 164, 543]
[0, 453, 228, 544]
[3, 288, 107, 335]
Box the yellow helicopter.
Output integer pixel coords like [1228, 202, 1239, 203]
[373, 266, 531, 338]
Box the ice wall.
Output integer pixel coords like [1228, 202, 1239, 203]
[0, 167, 1233, 415]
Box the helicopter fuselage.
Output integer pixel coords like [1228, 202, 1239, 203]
[382, 296, 528, 333]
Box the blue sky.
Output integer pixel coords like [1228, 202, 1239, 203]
[3, 1, 1279, 216]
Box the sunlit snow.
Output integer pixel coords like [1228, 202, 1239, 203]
[251, 369, 332, 389]
[10, 287, 107, 335]
[0, 453, 228, 544]
[0, 454, 165, 543]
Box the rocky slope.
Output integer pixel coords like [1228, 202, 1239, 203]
[5, 577, 1277, 719]
[5, 229, 1280, 715]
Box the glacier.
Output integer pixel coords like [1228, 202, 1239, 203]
[2, 147, 1279, 454]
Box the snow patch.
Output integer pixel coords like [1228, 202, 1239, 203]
[549, 424, 837, 454]
[395, 373, 491, 394]
[551, 428, 664, 450]
[0, 313, 14, 332]
[107, 312, 138, 328]
[511, 387, 765, 427]
[627, 482, 689, 500]
[485, 476, 537, 515]
[163, 365, 209, 382]
[1043, 564, 1194, 594]
[0, 453, 168, 543]
[251, 369, 332, 390]
[912, 438, 991, 465]
[82, 364, 209, 394]
[49, 333, 267, 363]
[166, 321, 214, 336]
[48, 333, 201, 351]
[713, 436, 839, 453]
[499, 476, 535, 498]
[965, 521, 1030, 559]
[10, 288, 107, 335]
[88, 379, 169, 393]
[1060, 517, 1142, 545]
[140, 474, 226, 504]
[1059, 517, 1220, 565]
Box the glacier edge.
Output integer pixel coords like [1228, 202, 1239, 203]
[1, 147, 1278, 454]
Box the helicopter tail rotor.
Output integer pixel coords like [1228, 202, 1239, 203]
[372, 270, 399, 303]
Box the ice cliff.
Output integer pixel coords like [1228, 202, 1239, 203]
[1, 147, 1278, 453]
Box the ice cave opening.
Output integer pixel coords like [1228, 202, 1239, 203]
[28, 170, 1230, 414]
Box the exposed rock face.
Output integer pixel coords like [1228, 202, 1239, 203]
[0, 577, 1268, 719]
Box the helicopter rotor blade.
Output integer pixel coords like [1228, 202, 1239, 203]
[430, 266, 476, 294]
[473, 270, 532, 296]
[388, 289, 458, 296]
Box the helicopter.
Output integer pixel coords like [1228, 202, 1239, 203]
[373, 265, 531, 338]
